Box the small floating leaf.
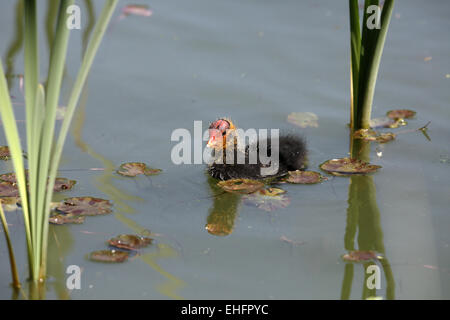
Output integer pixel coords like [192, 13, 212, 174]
[117, 162, 162, 177]
[287, 112, 319, 128]
[386, 109, 416, 120]
[205, 223, 232, 237]
[53, 178, 76, 192]
[242, 187, 290, 212]
[0, 182, 19, 197]
[56, 197, 113, 216]
[320, 158, 381, 176]
[108, 234, 153, 251]
[370, 117, 406, 129]
[89, 249, 129, 263]
[121, 4, 152, 18]
[49, 213, 85, 225]
[353, 129, 396, 143]
[0, 146, 11, 160]
[217, 178, 264, 194]
[284, 170, 325, 184]
[342, 250, 378, 263]
[0, 197, 20, 212]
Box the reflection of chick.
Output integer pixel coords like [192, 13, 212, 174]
[205, 175, 240, 237]
[206, 118, 307, 180]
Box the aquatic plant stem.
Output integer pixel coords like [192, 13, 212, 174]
[41, 0, 118, 278]
[0, 202, 21, 288]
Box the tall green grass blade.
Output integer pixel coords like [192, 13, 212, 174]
[0, 202, 21, 288]
[23, 0, 39, 278]
[41, 0, 118, 277]
[349, 0, 361, 122]
[356, 0, 394, 129]
[35, 0, 73, 280]
[0, 60, 33, 279]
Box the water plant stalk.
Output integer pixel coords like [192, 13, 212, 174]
[0, 202, 21, 288]
[349, 0, 395, 132]
[0, 0, 118, 284]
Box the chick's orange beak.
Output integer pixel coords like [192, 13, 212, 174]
[207, 129, 223, 148]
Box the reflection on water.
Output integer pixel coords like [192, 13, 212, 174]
[341, 137, 395, 299]
[3, 0, 23, 90]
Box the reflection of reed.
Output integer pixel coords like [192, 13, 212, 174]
[205, 175, 241, 236]
[341, 137, 395, 300]
[68, 1, 185, 299]
[3, 0, 24, 90]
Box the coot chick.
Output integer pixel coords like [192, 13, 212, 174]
[206, 118, 307, 180]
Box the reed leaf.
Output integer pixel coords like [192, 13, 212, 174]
[0, 202, 21, 288]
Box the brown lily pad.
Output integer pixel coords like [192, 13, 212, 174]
[49, 213, 85, 225]
[53, 178, 76, 192]
[386, 109, 416, 120]
[242, 187, 290, 212]
[319, 158, 382, 176]
[370, 117, 406, 129]
[284, 170, 325, 184]
[0, 146, 11, 160]
[56, 197, 113, 216]
[117, 162, 162, 177]
[89, 249, 129, 263]
[287, 112, 319, 128]
[353, 129, 396, 143]
[108, 234, 153, 251]
[217, 178, 264, 194]
[342, 250, 379, 263]
[0, 181, 19, 197]
[0, 172, 75, 192]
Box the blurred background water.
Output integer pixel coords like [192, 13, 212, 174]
[0, 0, 449, 299]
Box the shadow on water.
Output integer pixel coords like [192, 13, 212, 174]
[340, 136, 395, 300]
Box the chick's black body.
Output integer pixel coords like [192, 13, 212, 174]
[208, 134, 307, 180]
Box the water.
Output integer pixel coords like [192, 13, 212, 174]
[1, 0, 450, 299]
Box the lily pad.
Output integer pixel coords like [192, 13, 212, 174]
[56, 197, 113, 216]
[117, 162, 162, 177]
[49, 213, 85, 225]
[353, 129, 396, 143]
[53, 178, 77, 192]
[0, 197, 20, 212]
[287, 112, 319, 128]
[342, 250, 379, 263]
[370, 117, 406, 129]
[242, 187, 290, 212]
[217, 179, 264, 194]
[0, 146, 11, 160]
[386, 109, 416, 119]
[108, 234, 153, 251]
[89, 249, 129, 263]
[284, 170, 325, 184]
[0, 172, 75, 192]
[319, 158, 382, 176]
[0, 182, 19, 197]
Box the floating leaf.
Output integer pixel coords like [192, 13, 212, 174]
[0, 197, 20, 212]
[119, 4, 152, 20]
[370, 117, 406, 129]
[242, 187, 290, 212]
[0, 182, 19, 197]
[89, 249, 129, 263]
[53, 178, 77, 192]
[108, 234, 153, 251]
[386, 109, 416, 120]
[56, 197, 113, 216]
[0, 172, 75, 192]
[217, 179, 264, 194]
[353, 129, 396, 143]
[49, 213, 85, 225]
[287, 112, 319, 128]
[0, 146, 11, 160]
[117, 162, 162, 177]
[284, 170, 325, 184]
[320, 158, 381, 176]
[342, 250, 379, 263]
